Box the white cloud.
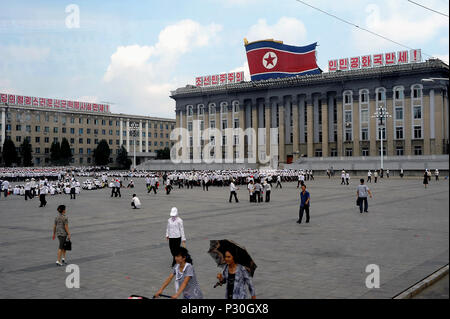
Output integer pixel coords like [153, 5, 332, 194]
[101, 19, 222, 118]
[352, 2, 449, 53]
[245, 17, 307, 46]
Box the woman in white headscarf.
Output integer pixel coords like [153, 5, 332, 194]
[166, 207, 186, 267]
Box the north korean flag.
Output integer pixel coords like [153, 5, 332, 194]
[245, 40, 321, 81]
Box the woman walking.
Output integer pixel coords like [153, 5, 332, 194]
[216, 249, 256, 299]
[52, 205, 71, 266]
[154, 247, 203, 299]
[166, 207, 186, 267]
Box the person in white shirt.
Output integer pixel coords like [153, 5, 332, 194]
[166, 207, 186, 267]
[367, 170, 372, 183]
[341, 171, 346, 185]
[25, 179, 32, 200]
[435, 169, 439, 181]
[345, 172, 350, 185]
[39, 183, 49, 207]
[276, 175, 282, 188]
[229, 179, 239, 203]
[148, 176, 157, 194]
[165, 178, 172, 195]
[264, 181, 271, 202]
[131, 194, 141, 209]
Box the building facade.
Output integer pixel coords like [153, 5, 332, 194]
[0, 104, 175, 166]
[171, 59, 449, 165]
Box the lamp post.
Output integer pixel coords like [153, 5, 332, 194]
[372, 106, 391, 170]
[129, 121, 139, 170]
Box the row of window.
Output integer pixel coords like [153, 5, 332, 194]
[3, 112, 174, 130]
[4, 125, 171, 138]
[343, 85, 423, 104]
[313, 145, 423, 157]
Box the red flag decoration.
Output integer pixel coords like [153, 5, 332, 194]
[244, 39, 321, 81]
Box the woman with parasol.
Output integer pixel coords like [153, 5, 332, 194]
[209, 240, 256, 299]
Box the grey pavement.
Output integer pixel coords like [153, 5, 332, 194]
[0, 175, 448, 299]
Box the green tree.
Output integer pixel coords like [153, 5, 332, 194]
[156, 147, 171, 159]
[20, 138, 33, 167]
[116, 145, 131, 169]
[60, 138, 72, 166]
[94, 139, 111, 166]
[2, 139, 18, 167]
[50, 141, 61, 165]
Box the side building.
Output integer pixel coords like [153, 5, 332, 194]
[0, 102, 175, 167]
[170, 59, 449, 166]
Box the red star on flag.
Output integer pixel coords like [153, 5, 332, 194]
[264, 53, 276, 66]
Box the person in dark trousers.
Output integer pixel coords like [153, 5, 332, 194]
[400, 168, 404, 178]
[166, 207, 186, 267]
[264, 181, 271, 202]
[276, 175, 282, 188]
[297, 184, 310, 224]
[423, 171, 429, 188]
[229, 180, 239, 203]
[39, 183, 49, 207]
[356, 179, 372, 213]
[254, 180, 262, 203]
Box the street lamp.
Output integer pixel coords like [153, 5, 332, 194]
[371, 106, 392, 170]
[129, 121, 139, 170]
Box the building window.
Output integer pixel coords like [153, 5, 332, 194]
[331, 149, 337, 157]
[414, 145, 422, 155]
[16, 136, 22, 142]
[412, 86, 422, 99]
[187, 105, 193, 117]
[396, 146, 404, 156]
[395, 107, 403, 120]
[53, 127, 58, 133]
[44, 126, 49, 133]
[360, 90, 369, 103]
[378, 127, 386, 140]
[87, 119, 91, 125]
[45, 137, 50, 143]
[70, 117, 75, 124]
[70, 128, 75, 134]
[79, 128, 83, 134]
[45, 148, 49, 154]
[54, 115, 58, 123]
[222, 120, 227, 130]
[16, 124, 22, 131]
[362, 148, 369, 156]
[62, 127, 66, 133]
[395, 127, 404, 139]
[35, 126, 40, 132]
[79, 148, 83, 154]
[361, 128, 369, 141]
[414, 126, 422, 139]
[345, 128, 352, 141]
[315, 149, 322, 157]
[344, 110, 352, 123]
[87, 138, 91, 144]
[395, 88, 404, 100]
[344, 92, 352, 104]
[94, 129, 98, 135]
[345, 148, 353, 156]
[361, 109, 369, 123]
[413, 106, 422, 119]
[378, 147, 386, 156]
[35, 137, 40, 143]
[79, 138, 83, 144]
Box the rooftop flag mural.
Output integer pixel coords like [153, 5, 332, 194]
[244, 38, 321, 81]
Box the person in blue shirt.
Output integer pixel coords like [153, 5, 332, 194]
[297, 184, 310, 224]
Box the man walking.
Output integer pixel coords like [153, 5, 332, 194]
[435, 169, 439, 181]
[356, 179, 372, 213]
[367, 170, 372, 183]
[276, 175, 282, 188]
[264, 180, 271, 202]
[297, 184, 310, 224]
[374, 170, 378, 183]
[229, 179, 239, 203]
[341, 171, 346, 185]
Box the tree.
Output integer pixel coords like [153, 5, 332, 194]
[60, 138, 72, 166]
[116, 145, 131, 169]
[94, 139, 111, 166]
[156, 147, 171, 159]
[2, 139, 18, 167]
[50, 141, 61, 165]
[20, 138, 33, 167]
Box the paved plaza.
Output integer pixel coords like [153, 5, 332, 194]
[0, 175, 448, 299]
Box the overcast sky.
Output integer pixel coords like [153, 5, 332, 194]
[0, 0, 448, 118]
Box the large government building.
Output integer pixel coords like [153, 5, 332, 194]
[0, 99, 175, 166]
[171, 58, 449, 166]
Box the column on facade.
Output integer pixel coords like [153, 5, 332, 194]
[278, 101, 285, 163]
[1, 108, 5, 147]
[181, 109, 189, 162]
[328, 95, 334, 144]
[423, 92, 431, 155]
[192, 106, 200, 162]
[226, 103, 233, 161]
[352, 94, 360, 157]
[386, 92, 394, 156]
[404, 93, 412, 155]
[264, 100, 271, 162]
[145, 121, 149, 153]
[336, 96, 343, 157]
[306, 97, 314, 157]
[369, 94, 377, 156]
[444, 90, 449, 149]
[203, 107, 209, 159]
[126, 119, 130, 152]
[214, 104, 221, 162]
[251, 100, 258, 162]
[292, 98, 299, 160]
[139, 120, 143, 153]
[321, 95, 329, 157]
[434, 89, 444, 154]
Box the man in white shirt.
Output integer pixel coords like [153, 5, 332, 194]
[367, 170, 372, 183]
[39, 183, 49, 207]
[264, 181, 271, 202]
[166, 207, 186, 267]
[229, 179, 239, 203]
[435, 169, 439, 181]
[24, 179, 32, 200]
[2, 180, 10, 198]
[341, 171, 346, 185]
[345, 172, 350, 185]
[131, 194, 141, 209]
